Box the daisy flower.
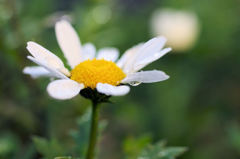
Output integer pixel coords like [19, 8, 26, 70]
[23, 20, 171, 100]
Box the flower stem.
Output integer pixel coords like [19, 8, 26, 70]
[86, 101, 100, 159]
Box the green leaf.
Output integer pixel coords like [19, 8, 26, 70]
[227, 124, 240, 153]
[70, 108, 107, 158]
[32, 136, 66, 159]
[32, 136, 48, 155]
[70, 109, 91, 157]
[159, 147, 188, 159]
[138, 141, 187, 159]
[123, 134, 152, 159]
[0, 133, 18, 157]
[54, 157, 80, 159]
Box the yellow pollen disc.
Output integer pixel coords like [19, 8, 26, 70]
[70, 59, 126, 89]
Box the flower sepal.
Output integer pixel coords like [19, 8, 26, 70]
[80, 87, 111, 104]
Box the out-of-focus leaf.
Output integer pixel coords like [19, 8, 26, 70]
[228, 124, 240, 154]
[70, 109, 91, 157]
[54, 157, 80, 159]
[138, 141, 187, 159]
[70, 108, 107, 158]
[123, 134, 152, 159]
[0, 133, 18, 157]
[32, 136, 48, 155]
[32, 136, 66, 159]
[98, 119, 108, 138]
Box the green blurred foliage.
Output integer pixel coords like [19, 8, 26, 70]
[54, 157, 79, 159]
[0, 0, 240, 159]
[32, 136, 67, 159]
[123, 134, 152, 159]
[138, 141, 187, 159]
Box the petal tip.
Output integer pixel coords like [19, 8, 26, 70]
[96, 83, 130, 96]
[22, 67, 29, 74]
[47, 80, 82, 100]
[166, 47, 172, 52]
[55, 19, 71, 28]
[27, 55, 33, 60]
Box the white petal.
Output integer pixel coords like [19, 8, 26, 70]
[133, 36, 166, 67]
[121, 37, 167, 74]
[117, 43, 143, 68]
[133, 47, 172, 71]
[97, 48, 119, 62]
[96, 83, 130, 96]
[55, 20, 82, 68]
[47, 79, 84, 100]
[82, 43, 96, 61]
[121, 70, 169, 84]
[137, 36, 167, 59]
[27, 56, 68, 79]
[119, 44, 144, 74]
[26, 41, 70, 76]
[23, 66, 52, 78]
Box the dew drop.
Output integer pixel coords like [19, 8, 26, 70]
[129, 81, 141, 86]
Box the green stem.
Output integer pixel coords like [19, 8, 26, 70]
[86, 102, 100, 159]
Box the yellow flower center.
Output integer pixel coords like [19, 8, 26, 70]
[70, 59, 126, 89]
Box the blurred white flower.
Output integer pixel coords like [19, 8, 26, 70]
[151, 9, 200, 52]
[23, 20, 171, 100]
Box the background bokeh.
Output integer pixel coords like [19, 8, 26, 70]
[0, 0, 240, 159]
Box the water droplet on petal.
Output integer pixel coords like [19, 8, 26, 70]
[129, 81, 141, 86]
